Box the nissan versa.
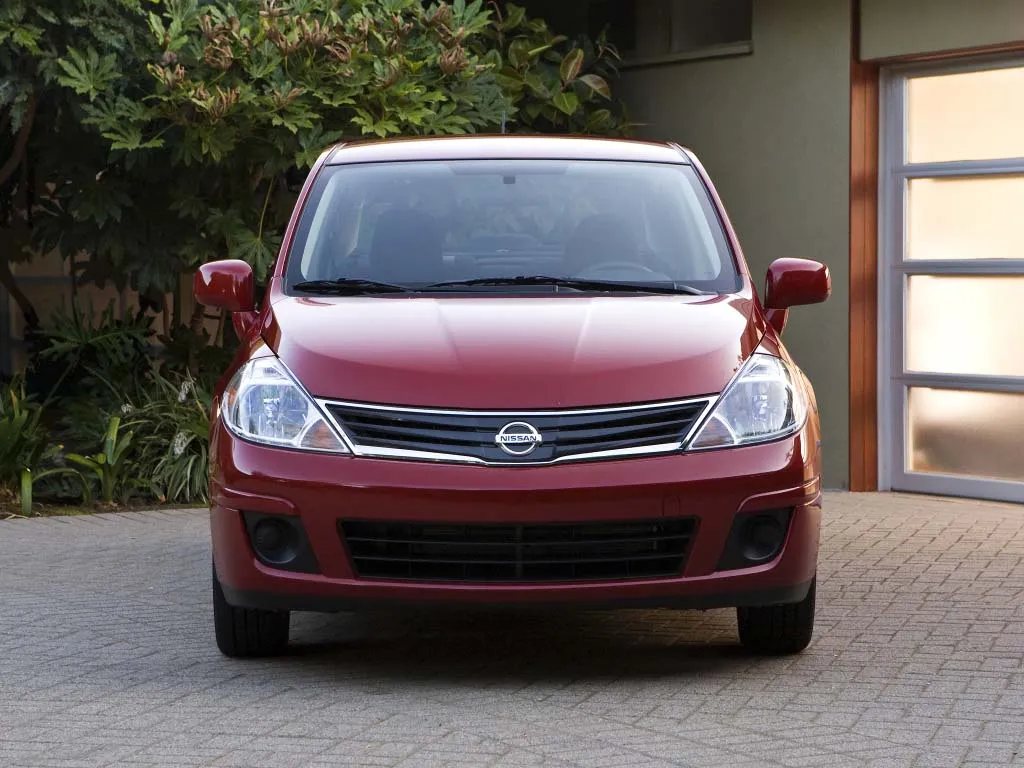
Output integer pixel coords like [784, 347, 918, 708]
[195, 136, 830, 658]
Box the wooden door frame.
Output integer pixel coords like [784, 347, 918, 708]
[849, 17, 879, 491]
[847, 1, 1024, 491]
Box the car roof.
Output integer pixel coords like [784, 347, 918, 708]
[325, 135, 690, 166]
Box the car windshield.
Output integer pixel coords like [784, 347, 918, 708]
[285, 159, 740, 294]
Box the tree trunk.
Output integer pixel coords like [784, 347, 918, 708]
[0, 256, 39, 329]
[188, 299, 206, 335]
[171, 274, 182, 330]
[0, 93, 39, 328]
[161, 293, 170, 338]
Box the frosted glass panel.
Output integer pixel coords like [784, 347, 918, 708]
[908, 388, 1024, 482]
[908, 67, 1024, 163]
[908, 177, 1024, 261]
[907, 276, 1024, 377]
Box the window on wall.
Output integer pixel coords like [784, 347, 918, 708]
[587, 0, 753, 66]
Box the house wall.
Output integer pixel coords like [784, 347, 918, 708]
[861, 0, 1024, 61]
[620, 0, 853, 488]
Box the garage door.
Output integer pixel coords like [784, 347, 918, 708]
[881, 59, 1024, 503]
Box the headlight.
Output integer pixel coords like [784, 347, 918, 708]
[222, 357, 350, 453]
[687, 354, 807, 450]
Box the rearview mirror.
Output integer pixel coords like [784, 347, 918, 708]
[764, 258, 830, 334]
[765, 258, 831, 309]
[194, 260, 255, 313]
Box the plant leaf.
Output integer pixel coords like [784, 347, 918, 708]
[560, 49, 584, 85]
[551, 90, 580, 116]
[579, 74, 611, 99]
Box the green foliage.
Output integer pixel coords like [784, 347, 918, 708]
[132, 372, 212, 504]
[2, 0, 166, 325]
[157, 324, 235, 391]
[0, 377, 52, 495]
[0, 377, 90, 515]
[25, 300, 153, 493]
[21, 466, 96, 513]
[481, 4, 629, 135]
[66, 416, 142, 504]
[55, 46, 122, 100]
[36, 299, 153, 404]
[20, 304, 217, 510]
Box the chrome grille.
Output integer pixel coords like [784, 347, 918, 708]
[322, 398, 712, 465]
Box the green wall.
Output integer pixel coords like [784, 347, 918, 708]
[620, 0, 853, 488]
[862, 0, 1024, 60]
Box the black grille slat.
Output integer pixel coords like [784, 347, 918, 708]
[340, 519, 697, 583]
[345, 534, 690, 547]
[327, 401, 709, 463]
[336, 420, 492, 445]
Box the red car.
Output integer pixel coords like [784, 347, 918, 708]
[196, 136, 829, 658]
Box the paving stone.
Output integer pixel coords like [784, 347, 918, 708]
[0, 492, 1022, 767]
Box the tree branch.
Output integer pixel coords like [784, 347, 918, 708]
[0, 92, 36, 188]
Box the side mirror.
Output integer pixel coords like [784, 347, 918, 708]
[764, 258, 830, 334]
[194, 260, 255, 312]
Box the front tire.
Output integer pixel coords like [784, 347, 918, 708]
[737, 577, 815, 655]
[212, 561, 290, 658]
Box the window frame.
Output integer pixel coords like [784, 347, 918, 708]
[597, 0, 754, 70]
[879, 54, 1024, 503]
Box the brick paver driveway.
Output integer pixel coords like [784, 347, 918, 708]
[1, 492, 1022, 768]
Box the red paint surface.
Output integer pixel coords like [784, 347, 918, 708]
[263, 293, 764, 406]
[765, 258, 832, 310]
[194, 260, 255, 313]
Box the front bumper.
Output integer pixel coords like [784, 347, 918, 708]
[210, 419, 822, 611]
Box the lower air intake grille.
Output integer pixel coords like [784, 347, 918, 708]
[339, 518, 697, 583]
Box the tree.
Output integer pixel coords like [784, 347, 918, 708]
[1, 0, 163, 329]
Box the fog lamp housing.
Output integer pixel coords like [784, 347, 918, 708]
[242, 511, 320, 574]
[717, 509, 793, 571]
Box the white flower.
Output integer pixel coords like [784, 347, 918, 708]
[120, 403, 135, 416]
[171, 432, 189, 457]
[177, 380, 194, 403]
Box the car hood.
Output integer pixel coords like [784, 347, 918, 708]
[263, 293, 765, 408]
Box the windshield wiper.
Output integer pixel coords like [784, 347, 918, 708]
[292, 278, 415, 295]
[425, 275, 710, 295]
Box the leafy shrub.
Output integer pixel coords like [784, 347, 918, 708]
[481, 3, 629, 135]
[30, 300, 155, 450]
[35, 299, 154, 399]
[0, 378, 53, 514]
[0, 378, 88, 515]
[19, 304, 214, 509]
[157, 324, 235, 394]
[131, 372, 212, 504]
[0, 378, 49, 485]
[66, 416, 144, 504]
